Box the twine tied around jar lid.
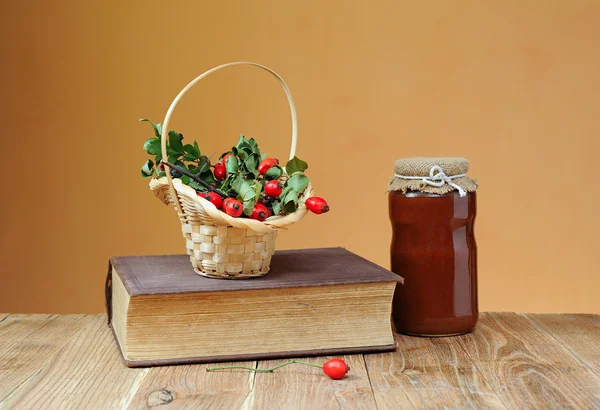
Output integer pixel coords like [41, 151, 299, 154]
[388, 157, 478, 196]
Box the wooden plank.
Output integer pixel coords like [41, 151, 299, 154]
[249, 355, 376, 409]
[0, 314, 55, 346]
[5, 315, 148, 409]
[457, 312, 600, 409]
[0, 314, 87, 405]
[365, 332, 505, 409]
[126, 361, 257, 409]
[524, 314, 600, 375]
[0, 314, 9, 322]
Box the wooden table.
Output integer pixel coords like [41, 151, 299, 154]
[0, 313, 598, 409]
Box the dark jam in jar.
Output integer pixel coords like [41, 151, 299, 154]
[389, 191, 478, 336]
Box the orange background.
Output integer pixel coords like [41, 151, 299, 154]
[1, 1, 598, 314]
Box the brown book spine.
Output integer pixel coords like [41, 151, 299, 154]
[105, 260, 113, 326]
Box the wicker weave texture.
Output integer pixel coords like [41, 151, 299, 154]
[183, 222, 276, 278]
[154, 185, 287, 279]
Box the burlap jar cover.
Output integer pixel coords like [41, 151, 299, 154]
[388, 157, 478, 196]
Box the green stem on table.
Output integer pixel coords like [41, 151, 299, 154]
[162, 161, 228, 198]
[206, 359, 322, 373]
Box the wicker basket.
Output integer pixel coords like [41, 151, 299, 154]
[150, 62, 312, 279]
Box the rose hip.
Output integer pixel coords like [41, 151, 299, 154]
[214, 163, 226, 181]
[250, 203, 270, 221]
[223, 198, 243, 217]
[322, 358, 349, 380]
[220, 153, 234, 166]
[265, 180, 283, 197]
[305, 197, 329, 214]
[198, 191, 223, 209]
[258, 157, 279, 175]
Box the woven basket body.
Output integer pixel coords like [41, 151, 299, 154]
[151, 62, 310, 279]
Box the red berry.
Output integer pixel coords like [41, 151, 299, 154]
[250, 203, 270, 221]
[214, 163, 226, 181]
[198, 191, 223, 209]
[265, 180, 283, 197]
[322, 358, 349, 380]
[305, 197, 329, 214]
[224, 198, 243, 217]
[220, 153, 234, 166]
[258, 157, 279, 175]
[223, 197, 234, 209]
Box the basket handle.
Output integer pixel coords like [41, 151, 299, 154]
[160, 62, 298, 215]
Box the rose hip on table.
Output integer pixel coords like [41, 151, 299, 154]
[322, 358, 350, 379]
[207, 358, 350, 380]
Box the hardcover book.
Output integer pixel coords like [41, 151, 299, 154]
[106, 247, 403, 367]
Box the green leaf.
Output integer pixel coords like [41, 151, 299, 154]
[201, 170, 216, 185]
[265, 165, 283, 180]
[247, 138, 261, 156]
[197, 156, 212, 175]
[166, 146, 180, 157]
[272, 201, 282, 216]
[168, 130, 184, 153]
[154, 153, 163, 165]
[183, 143, 200, 161]
[231, 173, 245, 194]
[168, 154, 180, 164]
[181, 175, 191, 185]
[143, 138, 161, 155]
[279, 185, 294, 201]
[243, 153, 260, 177]
[237, 180, 257, 202]
[236, 134, 251, 151]
[282, 190, 299, 213]
[261, 153, 268, 160]
[285, 156, 308, 175]
[138, 118, 162, 138]
[226, 156, 239, 174]
[141, 159, 154, 178]
[243, 197, 258, 216]
[287, 173, 309, 192]
[155, 170, 166, 178]
[253, 180, 263, 197]
[188, 180, 204, 191]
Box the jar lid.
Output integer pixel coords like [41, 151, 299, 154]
[389, 157, 478, 196]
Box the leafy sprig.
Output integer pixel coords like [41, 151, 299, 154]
[140, 120, 310, 217]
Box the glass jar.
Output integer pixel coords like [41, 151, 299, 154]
[389, 190, 478, 336]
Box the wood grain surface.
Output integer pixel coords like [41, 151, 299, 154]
[250, 355, 376, 409]
[365, 332, 506, 409]
[525, 313, 600, 376]
[3, 315, 147, 409]
[0, 313, 598, 409]
[456, 312, 600, 410]
[127, 361, 256, 409]
[0, 315, 87, 406]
